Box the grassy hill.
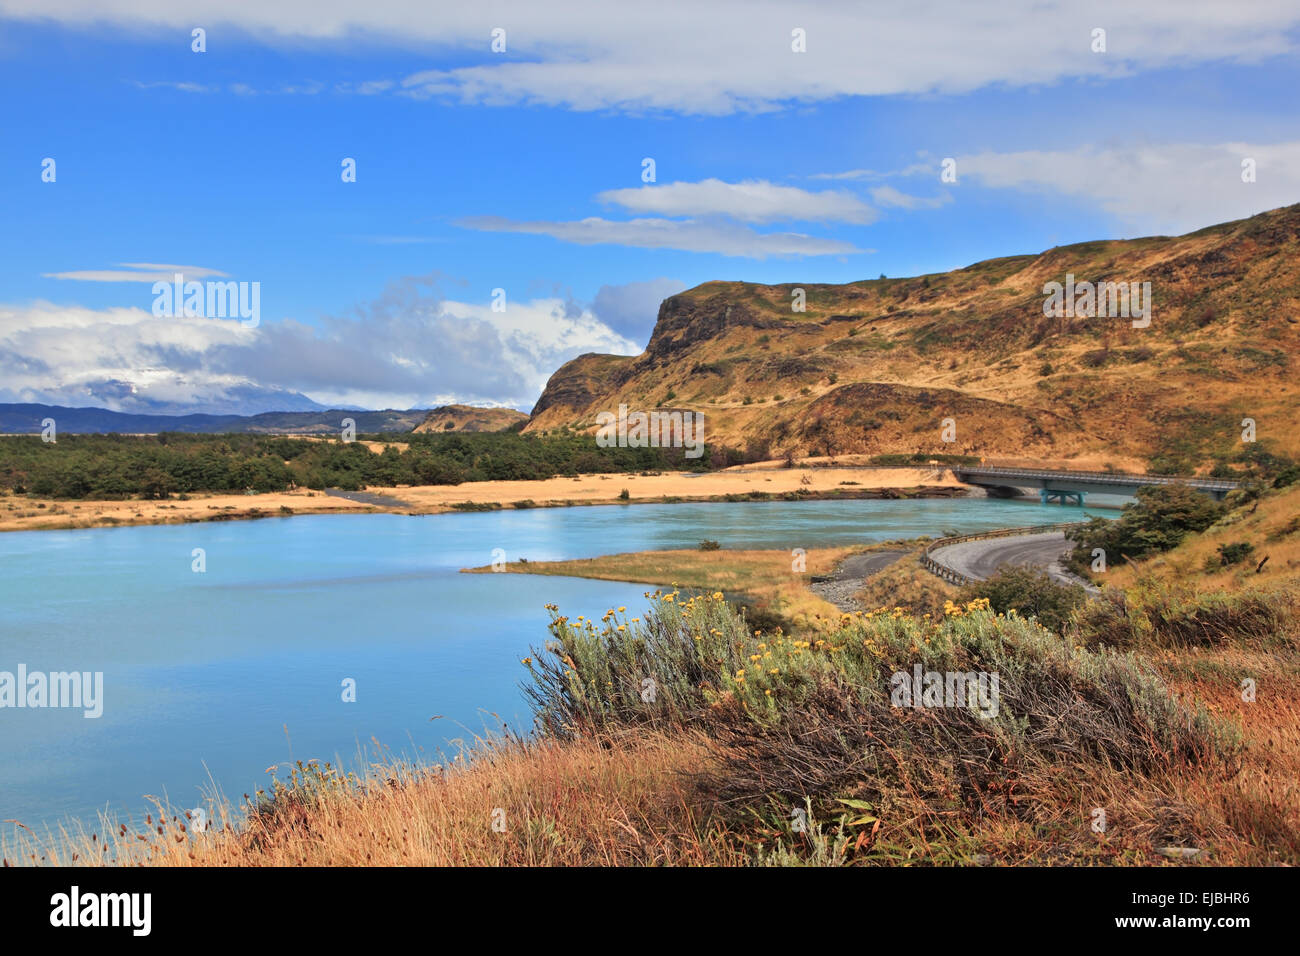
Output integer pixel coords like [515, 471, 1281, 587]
[527, 204, 1300, 472]
[412, 404, 529, 433]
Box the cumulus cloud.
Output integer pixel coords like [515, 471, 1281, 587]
[0, 275, 640, 413]
[10, 1, 1298, 114]
[461, 215, 864, 258]
[597, 179, 877, 224]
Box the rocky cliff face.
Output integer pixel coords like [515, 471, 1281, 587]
[527, 203, 1300, 469]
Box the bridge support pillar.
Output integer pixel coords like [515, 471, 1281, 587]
[1040, 489, 1085, 506]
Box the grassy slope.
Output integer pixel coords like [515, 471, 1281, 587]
[1104, 483, 1300, 592]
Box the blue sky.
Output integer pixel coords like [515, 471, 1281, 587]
[2, 1, 1299, 414]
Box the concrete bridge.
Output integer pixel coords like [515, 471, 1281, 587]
[952, 466, 1239, 505]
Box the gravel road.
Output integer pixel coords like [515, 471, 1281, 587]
[811, 549, 909, 611]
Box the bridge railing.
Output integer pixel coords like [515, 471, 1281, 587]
[920, 521, 1091, 587]
[954, 467, 1240, 491]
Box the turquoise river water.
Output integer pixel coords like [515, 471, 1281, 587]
[0, 495, 1110, 834]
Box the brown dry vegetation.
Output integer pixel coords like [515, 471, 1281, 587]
[8, 482, 1299, 868]
[9, 561, 1296, 867]
[852, 547, 959, 618]
[4, 733, 745, 867]
[1105, 483, 1300, 592]
[465, 545, 853, 630]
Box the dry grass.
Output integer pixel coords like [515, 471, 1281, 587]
[10, 589, 1298, 867]
[465, 546, 854, 629]
[4, 732, 745, 867]
[852, 547, 959, 617]
[0, 487, 373, 532]
[525, 205, 1300, 465]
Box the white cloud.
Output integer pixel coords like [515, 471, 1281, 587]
[954, 141, 1300, 233]
[597, 179, 877, 224]
[868, 185, 950, 210]
[0, 276, 639, 412]
[807, 169, 880, 181]
[128, 79, 214, 93]
[461, 215, 864, 258]
[42, 263, 231, 283]
[9, 1, 1300, 114]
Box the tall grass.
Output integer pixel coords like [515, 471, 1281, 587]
[3, 734, 742, 867]
[1074, 577, 1296, 650]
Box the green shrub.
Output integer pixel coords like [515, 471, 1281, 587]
[958, 566, 1086, 633]
[698, 539, 721, 551]
[1071, 484, 1225, 568]
[1272, 465, 1300, 489]
[1215, 541, 1255, 566]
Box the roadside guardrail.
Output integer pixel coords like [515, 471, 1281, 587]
[920, 520, 1091, 586]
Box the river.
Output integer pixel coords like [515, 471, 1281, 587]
[0, 495, 1111, 834]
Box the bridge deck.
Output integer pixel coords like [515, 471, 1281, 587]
[954, 466, 1239, 493]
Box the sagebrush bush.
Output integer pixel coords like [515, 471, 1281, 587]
[526, 592, 1240, 829]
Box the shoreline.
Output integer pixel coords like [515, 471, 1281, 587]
[0, 464, 976, 533]
[0, 460, 1127, 535]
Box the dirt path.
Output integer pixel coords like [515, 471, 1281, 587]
[322, 489, 412, 509]
[811, 549, 909, 611]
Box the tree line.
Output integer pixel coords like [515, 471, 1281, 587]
[0, 431, 722, 499]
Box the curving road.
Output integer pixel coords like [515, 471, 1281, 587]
[929, 531, 1096, 590]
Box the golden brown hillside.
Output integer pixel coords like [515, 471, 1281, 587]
[413, 404, 528, 433]
[528, 204, 1300, 471]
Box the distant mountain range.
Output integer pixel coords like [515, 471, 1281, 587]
[0, 404, 431, 435]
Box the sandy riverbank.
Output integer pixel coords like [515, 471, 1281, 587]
[0, 464, 967, 533]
